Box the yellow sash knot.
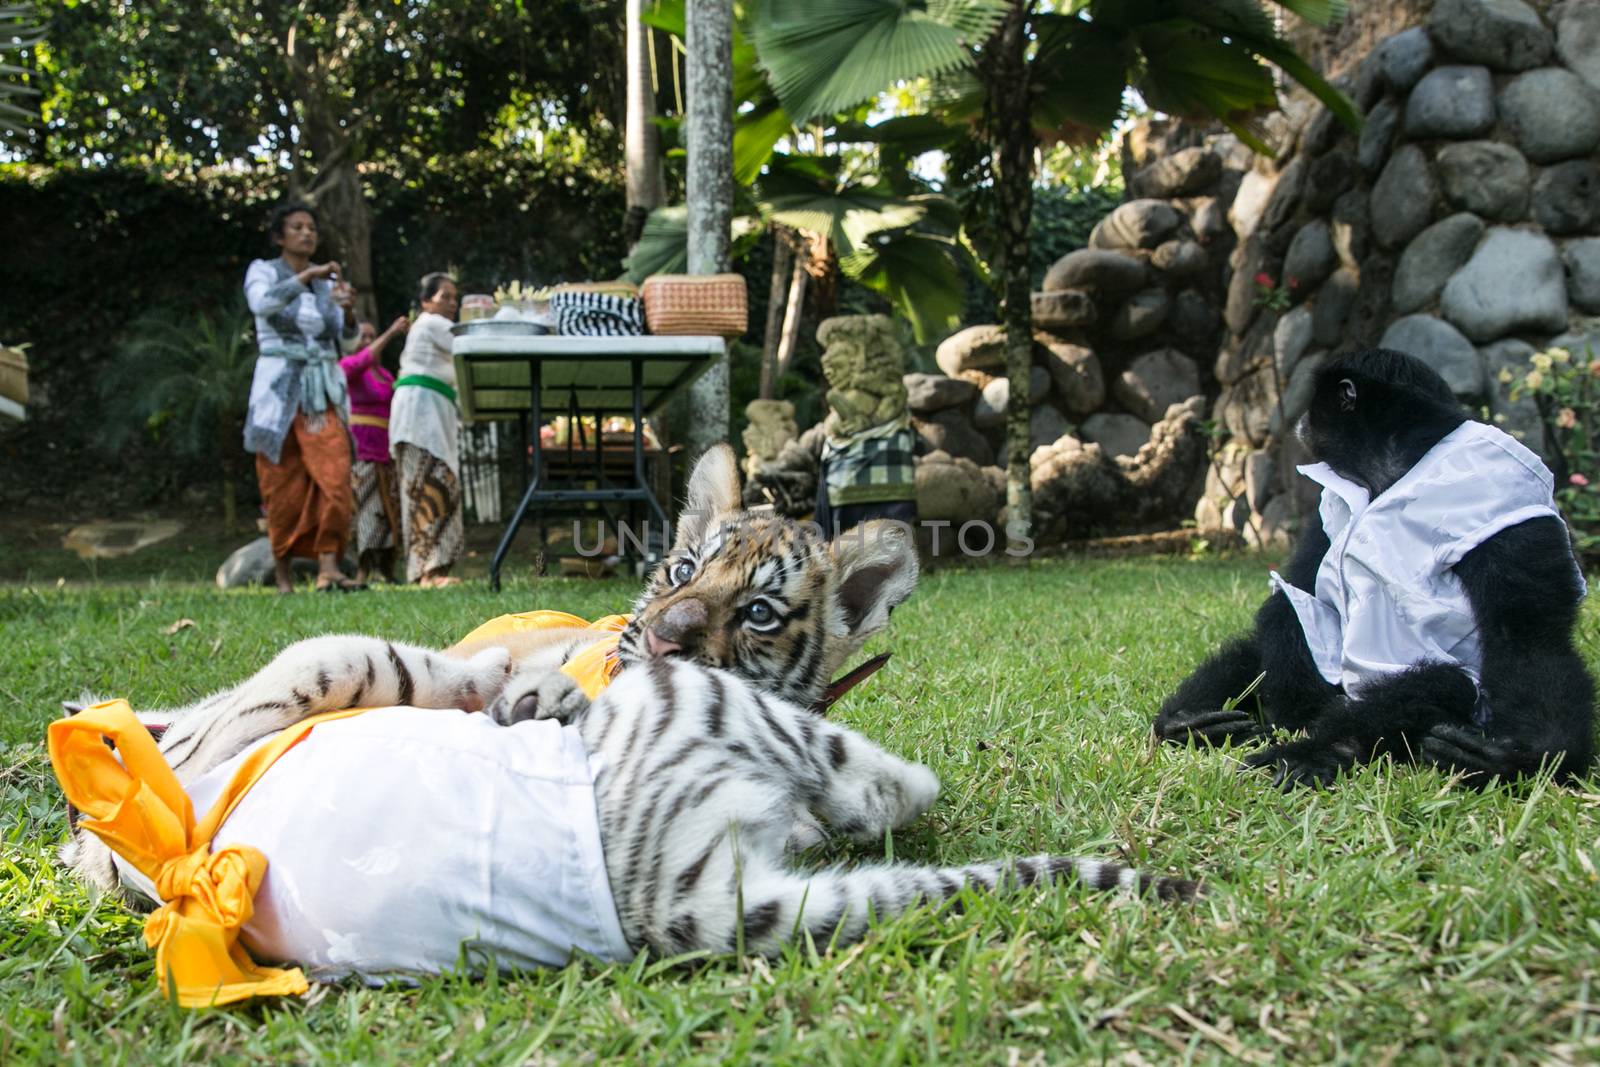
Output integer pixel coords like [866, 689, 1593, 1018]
[48, 699, 335, 1007]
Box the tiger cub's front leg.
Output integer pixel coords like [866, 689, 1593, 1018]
[794, 710, 941, 843]
[158, 636, 513, 783]
[484, 632, 611, 726]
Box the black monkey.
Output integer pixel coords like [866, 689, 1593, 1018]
[1156, 348, 1596, 788]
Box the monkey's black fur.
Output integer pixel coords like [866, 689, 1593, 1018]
[1156, 348, 1596, 788]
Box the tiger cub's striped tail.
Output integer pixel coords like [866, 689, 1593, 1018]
[732, 855, 1200, 954]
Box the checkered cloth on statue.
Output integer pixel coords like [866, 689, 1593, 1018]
[816, 415, 917, 536]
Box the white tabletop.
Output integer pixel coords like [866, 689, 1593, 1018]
[451, 335, 723, 420]
[453, 334, 725, 357]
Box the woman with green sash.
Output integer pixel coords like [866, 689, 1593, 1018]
[390, 272, 464, 586]
[242, 202, 363, 594]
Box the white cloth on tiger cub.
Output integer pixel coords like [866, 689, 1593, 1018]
[111, 707, 633, 981]
[1269, 419, 1576, 696]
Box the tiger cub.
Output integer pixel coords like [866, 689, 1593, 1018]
[447, 443, 914, 727]
[63, 446, 1198, 961]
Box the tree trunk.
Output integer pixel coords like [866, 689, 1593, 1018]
[775, 248, 808, 382]
[284, 17, 378, 324]
[759, 227, 795, 398]
[803, 232, 838, 318]
[312, 157, 377, 325]
[683, 0, 734, 461]
[625, 0, 664, 250]
[988, 2, 1034, 540]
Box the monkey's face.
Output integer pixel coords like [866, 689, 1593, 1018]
[1300, 370, 1381, 482]
[1299, 348, 1464, 497]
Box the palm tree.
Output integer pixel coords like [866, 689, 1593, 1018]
[99, 303, 258, 527]
[625, 0, 665, 248]
[0, 4, 44, 146]
[747, 0, 1356, 536]
[684, 0, 737, 461]
[630, 1, 974, 354]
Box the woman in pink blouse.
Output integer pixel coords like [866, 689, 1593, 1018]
[340, 315, 409, 584]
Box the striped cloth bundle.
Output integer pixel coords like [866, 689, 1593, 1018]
[550, 291, 645, 336]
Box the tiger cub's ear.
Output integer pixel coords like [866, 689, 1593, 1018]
[829, 520, 919, 641]
[673, 443, 743, 551]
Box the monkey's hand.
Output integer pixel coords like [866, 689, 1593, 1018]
[1419, 724, 1522, 788]
[1242, 737, 1361, 790]
[1154, 707, 1266, 748]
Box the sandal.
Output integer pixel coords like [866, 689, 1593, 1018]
[418, 574, 461, 588]
[315, 576, 367, 593]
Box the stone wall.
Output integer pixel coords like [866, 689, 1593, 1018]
[748, 0, 1600, 549]
[1195, 0, 1600, 546]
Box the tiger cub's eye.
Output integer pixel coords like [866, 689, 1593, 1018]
[669, 560, 696, 586]
[744, 599, 779, 628]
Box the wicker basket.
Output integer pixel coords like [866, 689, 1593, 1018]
[641, 274, 748, 337]
[0, 346, 28, 407]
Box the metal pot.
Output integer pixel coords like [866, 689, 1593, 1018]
[449, 320, 551, 338]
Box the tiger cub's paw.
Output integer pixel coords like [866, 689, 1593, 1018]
[898, 763, 942, 825]
[490, 668, 591, 726]
[458, 647, 515, 712]
[784, 807, 828, 853]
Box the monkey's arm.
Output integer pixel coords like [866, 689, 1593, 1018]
[1156, 509, 1338, 746]
[1243, 662, 1477, 788]
[1421, 517, 1596, 784]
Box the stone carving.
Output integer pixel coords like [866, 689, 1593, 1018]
[817, 314, 909, 439]
[741, 399, 798, 482]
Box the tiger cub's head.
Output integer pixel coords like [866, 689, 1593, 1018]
[616, 444, 918, 710]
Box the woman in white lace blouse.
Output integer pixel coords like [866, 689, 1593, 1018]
[389, 273, 464, 586]
[242, 202, 362, 594]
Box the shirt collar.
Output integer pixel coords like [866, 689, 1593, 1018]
[1296, 462, 1371, 515]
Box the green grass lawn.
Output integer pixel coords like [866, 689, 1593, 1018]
[3, 558, 1598, 1064]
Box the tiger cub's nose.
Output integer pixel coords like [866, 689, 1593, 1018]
[647, 598, 707, 658]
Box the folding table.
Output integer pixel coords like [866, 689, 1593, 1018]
[452, 334, 722, 591]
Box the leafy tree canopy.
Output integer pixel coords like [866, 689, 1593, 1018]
[13, 0, 625, 173]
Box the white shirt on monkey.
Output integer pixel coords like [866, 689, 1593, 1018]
[111, 707, 634, 982]
[1270, 419, 1577, 700]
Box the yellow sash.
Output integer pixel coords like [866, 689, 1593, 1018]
[456, 609, 631, 699]
[48, 610, 631, 1007]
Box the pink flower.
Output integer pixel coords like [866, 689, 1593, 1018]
[1558, 407, 1579, 429]
[1571, 473, 1590, 487]
[1254, 272, 1273, 287]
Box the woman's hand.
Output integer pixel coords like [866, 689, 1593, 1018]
[388, 315, 410, 336]
[300, 260, 341, 284]
[332, 280, 357, 311]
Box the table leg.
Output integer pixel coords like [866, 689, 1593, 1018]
[518, 410, 530, 486]
[490, 358, 544, 592]
[633, 357, 669, 557]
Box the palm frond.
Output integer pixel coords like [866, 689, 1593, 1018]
[1, 2, 43, 139]
[1132, 22, 1280, 149]
[620, 206, 764, 283]
[622, 205, 692, 282]
[1172, 0, 1360, 132]
[828, 115, 961, 154]
[733, 102, 792, 184]
[749, 0, 1008, 121]
[840, 230, 963, 343]
[1267, 0, 1348, 26]
[1030, 14, 1133, 144]
[98, 303, 257, 458]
